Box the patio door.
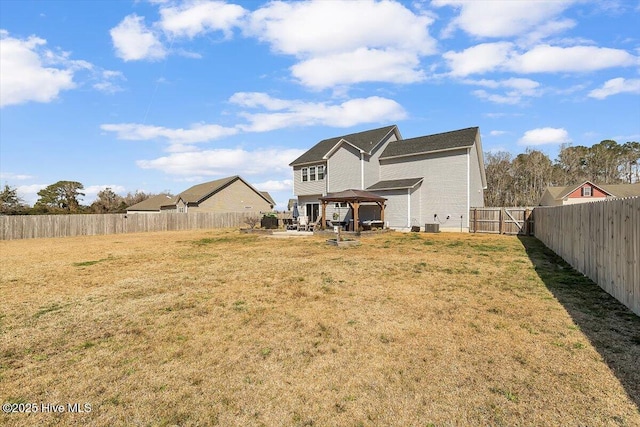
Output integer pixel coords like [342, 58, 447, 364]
[306, 203, 319, 223]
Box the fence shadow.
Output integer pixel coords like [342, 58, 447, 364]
[517, 236, 640, 409]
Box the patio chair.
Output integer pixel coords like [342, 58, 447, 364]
[308, 217, 321, 232]
[297, 215, 309, 231]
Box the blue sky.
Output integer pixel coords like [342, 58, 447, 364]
[1, 0, 639, 209]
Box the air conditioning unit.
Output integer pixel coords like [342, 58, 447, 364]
[424, 223, 440, 233]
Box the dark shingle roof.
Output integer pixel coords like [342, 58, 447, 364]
[289, 125, 398, 166]
[319, 189, 387, 202]
[380, 127, 478, 159]
[367, 178, 424, 191]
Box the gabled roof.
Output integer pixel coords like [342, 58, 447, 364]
[544, 180, 613, 200]
[127, 194, 174, 211]
[367, 178, 423, 191]
[380, 127, 479, 159]
[289, 125, 398, 166]
[178, 176, 273, 206]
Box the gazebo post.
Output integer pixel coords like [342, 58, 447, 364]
[353, 202, 360, 232]
[378, 202, 385, 227]
[321, 201, 327, 230]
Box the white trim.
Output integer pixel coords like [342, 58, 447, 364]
[467, 148, 470, 225]
[360, 152, 365, 189]
[324, 138, 364, 160]
[379, 145, 471, 161]
[407, 188, 411, 227]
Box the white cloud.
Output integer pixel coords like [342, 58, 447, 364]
[228, 92, 295, 111]
[231, 93, 407, 132]
[246, 0, 436, 88]
[159, 1, 247, 38]
[100, 122, 238, 144]
[466, 77, 541, 104]
[82, 184, 127, 203]
[511, 44, 638, 73]
[16, 183, 48, 206]
[252, 179, 293, 192]
[110, 14, 166, 61]
[490, 130, 508, 136]
[445, 42, 638, 77]
[0, 30, 76, 107]
[247, 0, 435, 56]
[291, 48, 425, 89]
[444, 42, 513, 77]
[0, 172, 34, 181]
[103, 94, 406, 145]
[518, 127, 572, 145]
[588, 77, 640, 99]
[433, 0, 575, 40]
[136, 147, 304, 176]
[92, 70, 126, 93]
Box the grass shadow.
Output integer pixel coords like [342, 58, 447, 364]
[517, 236, 640, 409]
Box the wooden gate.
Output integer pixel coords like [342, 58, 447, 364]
[469, 207, 534, 235]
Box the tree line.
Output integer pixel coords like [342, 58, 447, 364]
[484, 139, 639, 207]
[0, 181, 170, 215]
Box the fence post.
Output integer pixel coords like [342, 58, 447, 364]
[524, 208, 530, 235]
[473, 208, 478, 233]
[498, 208, 503, 235]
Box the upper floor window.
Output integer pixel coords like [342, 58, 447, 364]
[582, 186, 592, 197]
[300, 165, 325, 182]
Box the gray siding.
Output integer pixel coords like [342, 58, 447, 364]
[376, 189, 409, 228]
[327, 144, 362, 192]
[293, 164, 327, 196]
[363, 132, 398, 189]
[380, 149, 469, 230]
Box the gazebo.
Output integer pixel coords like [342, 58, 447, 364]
[319, 189, 387, 231]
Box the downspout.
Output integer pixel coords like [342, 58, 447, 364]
[360, 152, 365, 190]
[407, 188, 411, 228]
[466, 148, 470, 231]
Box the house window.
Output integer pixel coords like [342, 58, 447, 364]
[301, 165, 325, 182]
[582, 186, 592, 197]
[335, 202, 347, 208]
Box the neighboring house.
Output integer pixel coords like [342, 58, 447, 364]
[539, 181, 640, 206]
[289, 125, 487, 231]
[128, 176, 274, 214]
[162, 176, 274, 213]
[127, 194, 175, 214]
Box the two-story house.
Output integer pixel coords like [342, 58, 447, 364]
[289, 125, 486, 231]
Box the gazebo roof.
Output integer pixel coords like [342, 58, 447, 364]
[319, 189, 387, 203]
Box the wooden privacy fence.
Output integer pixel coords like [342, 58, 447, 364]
[0, 212, 262, 240]
[534, 197, 639, 317]
[469, 207, 534, 235]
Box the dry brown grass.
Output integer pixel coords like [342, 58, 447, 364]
[1, 229, 638, 426]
